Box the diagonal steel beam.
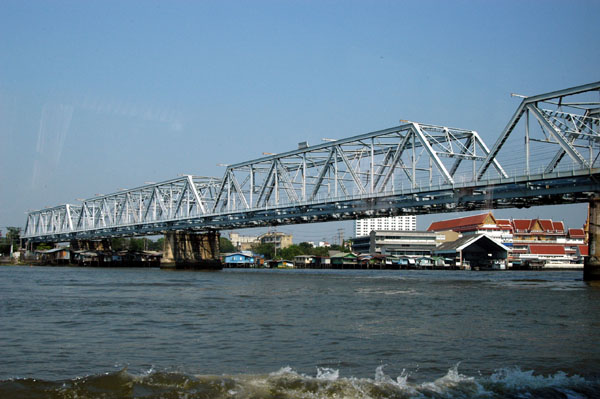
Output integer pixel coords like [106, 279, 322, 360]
[336, 145, 366, 194]
[228, 171, 250, 210]
[379, 131, 414, 191]
[527, 104, 590, 169]
[412, 123, 454, 185]
[310, 148, 335, 200]
[276, 159, 300, 203]
[478, 81, 600, 179]
[256, 161, 276, 206]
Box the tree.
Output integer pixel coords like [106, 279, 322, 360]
[220, 237, 236, 253]
[111, 237, 129, 251]
[311, 246, 330, 257]
[129, 238, 146, 252]
[279, 244, 304, 260]
[148, 237, 164, 252]
[36, 243, 53, 251]
[0, 227, 21, 255]
[298, 242, 314, 252]
[251, 242, 275, 259]
[330, 244, 351, 253]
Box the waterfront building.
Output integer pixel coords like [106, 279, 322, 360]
[229, 231, 293, 252]
[355, 215, 416, 237]
[258, 231, 293, 250]
[229, 232, 259, 251]
[433, 234, 510, 270]
[427, 212, 587, 268]
[351, 230, 437, 257]
[223, 252, 256, 268]
[330, 251, 358, 268]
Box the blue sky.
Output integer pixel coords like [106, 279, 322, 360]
[1, 0, 599, 242]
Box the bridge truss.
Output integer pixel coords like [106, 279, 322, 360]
[24, 82, 600, 242]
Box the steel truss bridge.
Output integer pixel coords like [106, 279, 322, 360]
[24, 82, 600, 242]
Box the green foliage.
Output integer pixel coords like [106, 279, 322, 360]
[252, 242, 275, 259]
[148, 237, 164, 252]
[311, 246, 330, 256]
[329, 244, 351, 253]
[0, 227, 21, 255]
[220, 237, 236, 253]
[36, 243, 53, 251]
[250, 241, 332, 260]
[298, 242, 313, 252]
[6, 227, 21, 242]
[129, 238, 146, 252]
[111, 237, 162, 252]
[111, 237, 129, 251]
[279, 244, 304, 260]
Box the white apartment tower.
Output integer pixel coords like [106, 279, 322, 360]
[355, 215, 417, 237]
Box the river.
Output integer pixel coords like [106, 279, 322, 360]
[1, 266, 599, 398]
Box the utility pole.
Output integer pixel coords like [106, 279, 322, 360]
[337, 228, 344, 247]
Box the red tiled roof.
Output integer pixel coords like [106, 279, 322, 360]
[578, 245, 589, 256]
[513, 219, 533, 231]
[552, 221, 565, 233]
[569, 228, 585, 238]
[427, 213, 491, 232]
[528, 244, 565, 255]
[538, 220, 554, 232]
[496, 219, 512, 229]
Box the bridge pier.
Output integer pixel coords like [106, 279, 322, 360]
[584, 197, 600, 281]
[161, 230, 222, 270]
[70, 239, 112, 251]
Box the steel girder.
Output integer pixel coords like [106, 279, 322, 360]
[24, 169, 600, 243]
[24, 176, 221, 239]
[478, 81, 600, 180]
[211, 122, 507, 214]
[23, 82, 600, 242]
[24, 123, 503, 241]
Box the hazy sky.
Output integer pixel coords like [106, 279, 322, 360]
[1, 0, 599, 242]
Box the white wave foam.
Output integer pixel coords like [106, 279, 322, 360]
[316, 367, 339, 381]
[5, 365, 599, 399]
[420, 363, 490, 397]
[489, 366, 587, 390]
[356, 288, 418, 296]
[268, 366, 296, 377]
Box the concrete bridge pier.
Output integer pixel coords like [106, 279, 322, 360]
[161, 230, 222, 270]
[584, 197, 600, 281]
[70, 239, 112, 251]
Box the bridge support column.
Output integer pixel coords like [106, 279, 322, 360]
[584, 197, 600, 281]
[161, 230, 222, 270]
[70, 239, 111, 251]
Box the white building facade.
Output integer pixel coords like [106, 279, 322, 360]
[355, 215, 417, 237]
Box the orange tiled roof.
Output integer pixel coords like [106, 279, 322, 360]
[578, 245, 589, 256]
[513, 219, 533, 231]
[528, 244, 566, 255]
[427, 213, 492, 232]
[538, 220, 554, 232]
[552, 221, 565, 233]
[496, 219, 512, 228]
[569, 228, 585, 238]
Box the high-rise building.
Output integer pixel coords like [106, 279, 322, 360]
[355, 215, 417, 237]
